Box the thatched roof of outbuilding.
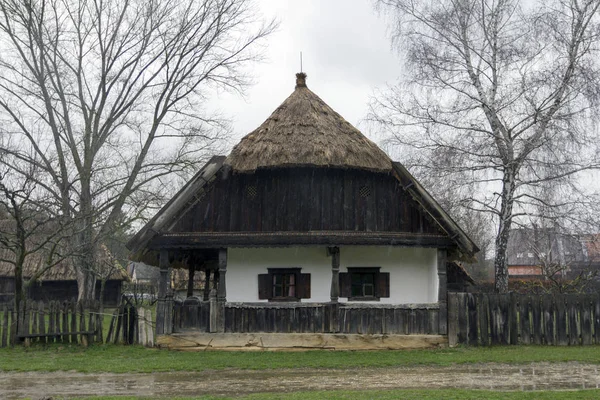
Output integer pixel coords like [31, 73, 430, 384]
[0, 219, 129, 282]
[226, 73, 392, 173]
[0, 246, 129, 282]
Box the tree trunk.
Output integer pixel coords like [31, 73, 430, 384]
[14, 258, 24, 312]
[494, 165, 518, 293]
[77, 266, 97, 302]
[76, 176, 97, 301]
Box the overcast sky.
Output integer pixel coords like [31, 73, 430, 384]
[212, 0, 402, 150]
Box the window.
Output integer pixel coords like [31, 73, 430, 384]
[340, 267, 390, 301]
[273, 271, 296, 298]
[258, 268, 311, 301]
[351, 270, 376, 297]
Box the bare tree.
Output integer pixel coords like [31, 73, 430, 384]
[0, 0, 275, 300]
[371, 0, 600, 292]
[0, 166, 70, 311]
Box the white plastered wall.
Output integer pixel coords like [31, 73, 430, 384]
[226, 246, 438, 304]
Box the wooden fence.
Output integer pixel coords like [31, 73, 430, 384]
[0, 300, 102, 347]
[448, 292, 600, 346]
[106, 303, 154, 347]
[173, 301, 441, 335]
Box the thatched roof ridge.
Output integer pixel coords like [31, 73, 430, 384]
[226, 73, 392, 173]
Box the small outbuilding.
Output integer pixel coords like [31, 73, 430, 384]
[0, 246, 128, 306]
[127, 73, 479, 349]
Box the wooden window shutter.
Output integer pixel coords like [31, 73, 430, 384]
[378, 272, 390, 298]
[297, 273, 311, 299]
[339, 272, 351, 298]
[258, 274, 271, 299]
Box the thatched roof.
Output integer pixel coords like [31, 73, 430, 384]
[226, 73, 392, 173]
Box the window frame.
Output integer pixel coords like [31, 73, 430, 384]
[268, 267, 301, 302]
[258, 268, 310, 302]
[340, 267, 389, 302]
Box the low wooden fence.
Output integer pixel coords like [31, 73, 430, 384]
[173, 301, 441, 335]
[106, 303, 154, 347]
[448, 292, 600, 346]
[0, 300, 101, 347]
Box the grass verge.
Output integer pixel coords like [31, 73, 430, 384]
[1, 344, 600, 373]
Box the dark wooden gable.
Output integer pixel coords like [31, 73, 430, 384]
[169, 167, 447, 236]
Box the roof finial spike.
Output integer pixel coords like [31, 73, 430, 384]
[296, 52, 307, 88]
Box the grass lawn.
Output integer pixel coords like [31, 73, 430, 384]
[1, 344, 600, 373]
[76, 389, 600, 400]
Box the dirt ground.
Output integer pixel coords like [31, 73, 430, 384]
[1, 362, 599, 399]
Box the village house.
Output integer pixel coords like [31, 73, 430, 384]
[127, 73, 479, 350]
[507, 228, 600, 284]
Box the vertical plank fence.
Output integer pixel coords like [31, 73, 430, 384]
[0, 300, 101, 347]
[105, 304, 155, 347]
[448, 293, 600, 346]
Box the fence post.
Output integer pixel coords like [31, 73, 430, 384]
[138, 308, 147, 346]
[38, 302, 46, 345]
[1, 304, 9, 347]
[509, 292, 518, 345]
[146, 308, 155, 347]
[447, 293, 458, 346]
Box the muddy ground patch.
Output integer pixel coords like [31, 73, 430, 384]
[1, 362, 599, 399]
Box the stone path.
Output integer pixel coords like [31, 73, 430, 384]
[1, 362, 599, 399]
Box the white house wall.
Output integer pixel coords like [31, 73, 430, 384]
[226, 246, 438, 304]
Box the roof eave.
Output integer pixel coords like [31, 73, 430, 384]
[391, 162, 480, 258]
[126, 155, 226, 254]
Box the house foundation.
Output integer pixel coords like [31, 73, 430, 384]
[157, 332, 447, 351]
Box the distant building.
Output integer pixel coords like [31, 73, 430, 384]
[507, 229, 600, 281]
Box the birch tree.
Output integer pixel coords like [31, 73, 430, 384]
[371, 0, 600, 292]
[0, 0, 275, 300]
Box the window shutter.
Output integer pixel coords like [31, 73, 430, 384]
[297, 273, 311, 299]
[378, 272, 390, 298]
[339, 272, 351, 298]
[258, 274, 271, 299]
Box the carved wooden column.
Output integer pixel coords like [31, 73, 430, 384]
[329, 247, 340, 302]
[215, 248, 227, 332]
[156, 249, 170, 335]
[328, 246, 340, 333]
[217, 249, 227, 302]
[437, 249, 448, 335]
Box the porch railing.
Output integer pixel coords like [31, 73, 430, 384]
[173, 299, 441, 335]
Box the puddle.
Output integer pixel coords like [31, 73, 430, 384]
[1, 362, 599, 399]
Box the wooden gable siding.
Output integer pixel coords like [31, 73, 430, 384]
[170, 168, 445, 235]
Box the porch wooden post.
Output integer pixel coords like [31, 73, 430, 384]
[156, 249, 170, 335]
[209, 289, 218, 333]
[216, 248, 227, 332]
[329, 246, 340, 302]
[328, 246, 340, 333]
[217, 249, 227, 302]
[187, 264, 195, 298]
[437, 249, 448, 335]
